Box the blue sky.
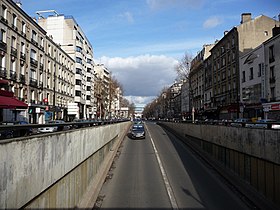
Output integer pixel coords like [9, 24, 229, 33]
[21, 0, 280, 105]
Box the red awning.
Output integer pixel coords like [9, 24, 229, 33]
[0, 96, 28, 109]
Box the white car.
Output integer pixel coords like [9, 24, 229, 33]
[38, 120, 70, 133]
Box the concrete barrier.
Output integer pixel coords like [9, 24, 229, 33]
[161, 122, 280, 164]
[0, 121, 131, 209]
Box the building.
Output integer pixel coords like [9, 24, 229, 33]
[262, 27, 280, 120]
[94, 64, 110, 119]
[210, 13, 278, 119]
[37, 11, 95, 119]
[180, 80, 190, 120]
[189, 44, 214, 119]
[0, 0, 75, 123]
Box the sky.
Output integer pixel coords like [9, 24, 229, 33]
[21, 0, 280, 105]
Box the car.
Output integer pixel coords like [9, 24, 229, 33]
[130, 124, 145, 139]
[246, 119, 280, 129]
[230, 118, 250, 127]
[38, 120, 70, 133]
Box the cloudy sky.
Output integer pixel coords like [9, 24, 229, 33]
[22, 0, 279, 105]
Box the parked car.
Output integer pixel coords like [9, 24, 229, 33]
[230, 118, 250, 127]
[38, 120, 70, 133]
[0, 121, 32, 138]
[130, 124, 145, 139]
[245, 119, 280, 129]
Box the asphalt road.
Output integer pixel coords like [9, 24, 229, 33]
[97, 122, 251, 210]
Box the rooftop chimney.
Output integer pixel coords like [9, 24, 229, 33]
[14, 0, 22, 8]
[241, 13, 252, 24]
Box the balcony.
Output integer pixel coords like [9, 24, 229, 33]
[21, 31, 26, 38]
[269, 57, 275, 63]
[20, 52, 26, 61]
[0, 67, 7, 78]
[29, 78, 38, 87]
[38, 81, 43, 89]
[19, 74, 26, 83]
[11, 47, 17, 57]
[10, 70, 17, 81]
[11, 24, 18, 32]
[31, 38, 38, 46]
[39, 63, 44, 73]
[0, 40, 7, 52]
[30, 58, 38, 67]
[0, 16, 8, 24]
[270, 77, 276, 83]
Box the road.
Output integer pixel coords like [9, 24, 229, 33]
[96, 122, 251, 209]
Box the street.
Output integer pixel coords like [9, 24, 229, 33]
[96, 122, 251, 209]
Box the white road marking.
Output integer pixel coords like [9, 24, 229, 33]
[146, 126, 179, 210]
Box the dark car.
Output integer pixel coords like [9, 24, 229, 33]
[130, 124, 145, 139]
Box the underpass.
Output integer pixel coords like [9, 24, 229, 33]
[96, 122, 251, 209]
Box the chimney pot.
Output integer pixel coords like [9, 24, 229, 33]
[241, 13, 252, 24]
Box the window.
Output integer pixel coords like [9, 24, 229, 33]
[30, 49, 37, 60]
[0, 29, 6, 42]
[269, 45, 275, 63]
[270, 87, 275, 100]
[75, 90, 81, 97]
[22, 21, 26, 34]
[249, 67, 253, 80]
[21, 42, 25, 54]
[270, 66, 275, 79]
[12, 14, 17, 28]
[11, 36, 16, 48]
[76, 57, 82, 64]
[2, 5, 7, 20]
[31, 30, 37, 43]
[242, 71, 245, 83]
[258, 64, 261, 77]
[76, 46, 82, 53]
[76, 79, 81, 85]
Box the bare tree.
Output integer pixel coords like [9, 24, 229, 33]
[175, 52, 193, 80]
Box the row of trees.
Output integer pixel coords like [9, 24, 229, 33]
[143, 52, 192, 119]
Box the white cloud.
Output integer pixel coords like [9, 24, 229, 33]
[119, 12, 134, 23]
[98, 54, 178, 104]
[203, 16, 223, 29]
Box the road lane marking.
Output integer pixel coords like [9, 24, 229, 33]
[146, 126, 179, 210]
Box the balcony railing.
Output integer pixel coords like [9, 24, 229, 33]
[0, 40, 7, 52]
[30, 58, 38, 67]
[20, 52, 26, 61]
[11, 47, 17, 57]
[29, 78, 38, 87]
[38, 81, 43, 89]
[19, 74, 26, 83]
[10, 70, 17, 81]
[39, 63, 44, 71]
[31, 38, 38, 46]
[0, 16, 8, 24]
[0, 66, 7, 78]
[269, 77, 276, 83]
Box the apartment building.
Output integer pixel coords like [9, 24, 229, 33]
[263, 27, 280, 120]
[37, 12, 95, 119]
[0, 0, 75, 123]
[189, 44, 214, 118]
[94, 64, 110, 119]
[209, 13, 278, 119]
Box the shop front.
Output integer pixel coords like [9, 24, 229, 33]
[263, 102, 280, 120]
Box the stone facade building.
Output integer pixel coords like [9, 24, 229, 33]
[0, 0, 75, 123]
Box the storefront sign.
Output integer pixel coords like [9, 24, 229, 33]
[271, 104, 280, 110]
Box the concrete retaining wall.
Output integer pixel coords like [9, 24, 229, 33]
[161, 122, 280, 164]
[0, 122, 130, 209]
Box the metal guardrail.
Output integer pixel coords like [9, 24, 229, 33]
[156, 119, 280, 129]
[0, 119, 130, 140]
